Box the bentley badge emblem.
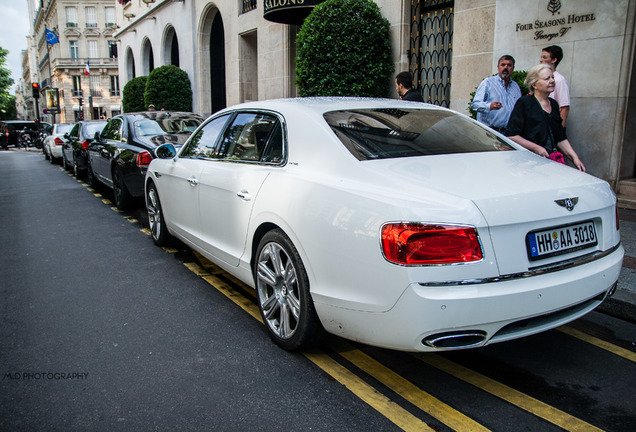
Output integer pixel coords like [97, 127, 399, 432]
[555, 197, 579, 211]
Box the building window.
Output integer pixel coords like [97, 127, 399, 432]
[66, 7, 77, 27]
[410, 0, 454, 107]
[242, 0, 257, 14]
[90, 76, 101, 98]
[110, 76, 120, 96]
[108, 41, 118, 59]
[69, 41, 79, 59]
[85, 7, 97, 27]
[88, 40, 98, 59]
[105, 7, 116, 27]
[72, 76, 82, 97]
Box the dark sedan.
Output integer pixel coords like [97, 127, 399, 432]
[62, 120, 107, 177]
[87, 111, 203, 209]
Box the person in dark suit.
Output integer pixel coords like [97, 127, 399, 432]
[395, 71, 424, 102]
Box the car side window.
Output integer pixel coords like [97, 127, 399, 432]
[101, 118, 123, 141]
[260, 122, 284, 163]
[180, 114, 230, 159]
[70, 123, 80, 138]
[218, 113, 279, 162]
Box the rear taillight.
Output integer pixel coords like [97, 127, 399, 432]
[137, 151, 153, 167]
[4, 130, 8, 137]
[54, 137, 64, 146]
[381, 223, 483, 265]
[81, 140, 90, 150]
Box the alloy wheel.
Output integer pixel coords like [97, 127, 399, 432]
[256, 242, 301, 341]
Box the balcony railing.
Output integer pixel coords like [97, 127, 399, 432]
[72, 89, 83, 97]
[110, 89, 120, 97]
[52, 57, 119, 69]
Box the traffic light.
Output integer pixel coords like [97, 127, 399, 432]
[78, 97, 83, 106]
[31, 82, 40, 98]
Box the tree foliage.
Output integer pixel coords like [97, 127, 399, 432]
[144, 65, 192, 111]
[295, 0, 394, 97]
[122, 76, 148, 113]
[0, 47, 16, 120]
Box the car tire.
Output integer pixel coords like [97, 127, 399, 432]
[49, 150, 56, 164]
[87, 161, 98, 188]
[112, 168, 132, 210]
[73, 157, 83, 178]
[44, 147, 50, 160]
[254, 229, 324, 350]
[146, 182, 173, 246]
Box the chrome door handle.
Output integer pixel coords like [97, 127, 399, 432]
[187, 176, 199, 186]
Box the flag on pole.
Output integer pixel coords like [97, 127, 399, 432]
[84, 61, 90, 76]
[45, 28, 59, 45]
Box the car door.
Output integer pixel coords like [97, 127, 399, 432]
[64, 123, 79, 162]
[196, 112, 283, 266]
[152, 114, 232, 248]
[92, 117, 124, 187]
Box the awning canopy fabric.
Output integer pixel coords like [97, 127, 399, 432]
[263, 0, 326, 25]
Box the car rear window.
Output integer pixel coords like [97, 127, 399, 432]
[83, 122, 107, 137]
[324, 108, 514, 160]
[56, 124, 73, 134]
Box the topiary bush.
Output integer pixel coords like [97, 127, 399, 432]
[122, 76, 147, 113]
[144, 65, 192, 111]
[296, 0, 394, 97]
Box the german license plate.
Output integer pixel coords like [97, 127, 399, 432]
[527, 220, 597, 261]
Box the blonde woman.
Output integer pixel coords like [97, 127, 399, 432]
[506, 63, 585, 171]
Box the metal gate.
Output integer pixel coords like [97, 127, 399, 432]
[409, 0, 454, 107]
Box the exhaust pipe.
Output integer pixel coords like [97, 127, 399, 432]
[606, 283, 617, 298]
[423, 331, 487, 349]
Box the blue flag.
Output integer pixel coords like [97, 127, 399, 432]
[46, 29, 59, 45]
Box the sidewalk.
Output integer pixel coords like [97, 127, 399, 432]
[599, 208, 636, 323]
[11, 146, 636, 323]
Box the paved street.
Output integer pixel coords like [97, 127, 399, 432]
[1, 149, 635, 431]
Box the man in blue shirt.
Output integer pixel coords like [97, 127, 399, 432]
[471, 55, 521, 133]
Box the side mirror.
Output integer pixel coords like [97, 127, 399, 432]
[155, 143, 177, 159]
[93, 131, 100, 142]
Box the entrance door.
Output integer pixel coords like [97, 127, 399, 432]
[210, 13, 227, 114]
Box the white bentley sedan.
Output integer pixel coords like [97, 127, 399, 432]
[145, 98, 623, 352]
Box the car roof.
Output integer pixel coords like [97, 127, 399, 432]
[218, 97, 445, 117]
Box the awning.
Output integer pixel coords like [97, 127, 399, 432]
[264, 0, 326, 25]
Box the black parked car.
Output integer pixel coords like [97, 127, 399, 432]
[87, 111, 203, 209]
[0, 120, 51, 149]
[62, 120, 108, 177]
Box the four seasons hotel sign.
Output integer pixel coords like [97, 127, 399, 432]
[514, 0, 597, 42]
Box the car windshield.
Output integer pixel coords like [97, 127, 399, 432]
[134, 115, 202, 137]
[324, 109, 514, 160]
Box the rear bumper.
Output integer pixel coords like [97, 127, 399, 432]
[50, 145, 63, 158]
[314, 244, 624, 352]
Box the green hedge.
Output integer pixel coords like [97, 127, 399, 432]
[122, 76, 147, 113]
[296, 0, 394, 97]
[144, 65, 192, 111]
